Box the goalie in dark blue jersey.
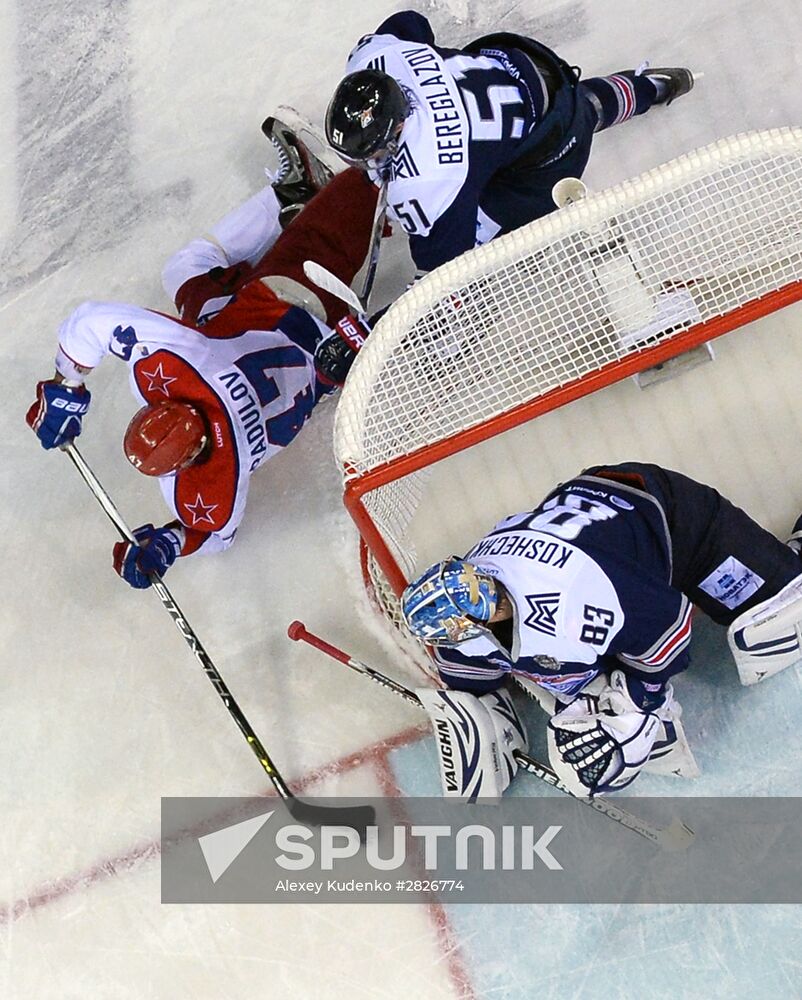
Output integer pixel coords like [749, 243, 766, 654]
[401, 462, 802, 798]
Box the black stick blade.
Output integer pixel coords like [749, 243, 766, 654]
[286, 799, 376, 836]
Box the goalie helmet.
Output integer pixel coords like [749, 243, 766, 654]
[401, 558, 500, 646]
[325, 70, 409, 165]
[124, 401, 208, 477]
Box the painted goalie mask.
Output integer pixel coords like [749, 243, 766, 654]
[401, 558, 499, 646]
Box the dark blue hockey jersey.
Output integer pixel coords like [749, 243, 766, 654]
[345, 11, 576, 272]
[436, 472, 693, 697]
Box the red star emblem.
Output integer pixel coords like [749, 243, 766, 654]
[141, 362, 177, 396]
[183, 493, 219, 526]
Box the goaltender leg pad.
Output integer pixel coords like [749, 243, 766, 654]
[416, 687, 527, 801]
[727, 574, 802, 685]
[643, 712, 699, 779]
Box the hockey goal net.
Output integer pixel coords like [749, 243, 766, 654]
[334, 129, 802, 633]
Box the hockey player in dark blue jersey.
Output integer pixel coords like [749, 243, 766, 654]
[401, 462, 802, 799]
[325, 10, 694, 277]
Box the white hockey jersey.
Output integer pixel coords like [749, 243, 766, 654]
[54, 282, 329, 555]
[345, 12, 539, 271]
[435, 478, 694, 698]
[347, 32, 471, 237]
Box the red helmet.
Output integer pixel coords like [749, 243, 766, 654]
[124, 401, 208, 476]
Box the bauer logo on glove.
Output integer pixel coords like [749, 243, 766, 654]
[313, 314, 371, 387]
[336, 314, 369, 350]
[26, 380, 92, 450]
[112, 523, 185, 589]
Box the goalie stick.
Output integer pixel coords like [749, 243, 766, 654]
[287, 620, 695, 852]
[62, 444, 375, 832]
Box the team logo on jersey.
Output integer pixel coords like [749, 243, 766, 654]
[699, 557, 765, 610]
[183, 492, 219, 526]
[523, 592, 560, 636]
[388, 142, 419, 180]
[140, 362, 177, 397]
[110, 324, 137, 361]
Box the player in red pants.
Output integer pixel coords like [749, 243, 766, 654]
[26, 125, 375, 587]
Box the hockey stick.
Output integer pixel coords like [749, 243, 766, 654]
[355, 181, 388, 310]
[287, 621, 695, 852]
[303, 260, 363, 315]
[62, 444, 374, 832]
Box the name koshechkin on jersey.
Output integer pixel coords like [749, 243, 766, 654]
[435, 476, 693, 698]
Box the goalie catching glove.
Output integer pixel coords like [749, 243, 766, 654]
[417, 686, 527, 800]
[547, 669, 695, 797]
[314, 314, 371, 387]
[112, 523, 185, 589]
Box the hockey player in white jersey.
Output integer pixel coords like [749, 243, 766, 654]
[402, 462, 802, 798]
[325, 10, 694, 277]
[26, 131, 376, 588]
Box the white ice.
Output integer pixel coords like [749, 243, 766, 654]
[2, 0, 802, 998]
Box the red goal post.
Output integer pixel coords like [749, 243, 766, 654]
[333, 129, 802, 629]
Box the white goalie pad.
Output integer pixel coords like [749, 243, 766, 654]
[727, 574, 802, 685]
[641, 712, 699, 780]
[416, 687, 527, 801]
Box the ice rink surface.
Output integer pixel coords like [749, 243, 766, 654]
[2, 0, 802, 997]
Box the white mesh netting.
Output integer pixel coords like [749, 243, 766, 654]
[334, 129, 802, 627]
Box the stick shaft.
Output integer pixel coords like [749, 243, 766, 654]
[356, 182, 387, 310]
[289, 621, 693, 849]
[303, 261, 364, 314]
[304, 185, 388, 315]
[62, 451, 376, 829]
[65, 444, 293, 796]
[289, 622, 420, 706]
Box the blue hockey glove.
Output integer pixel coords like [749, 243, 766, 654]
[112, 523, 184, 589]
[26, 380, 91, 449]
[314, 314, 371, 387]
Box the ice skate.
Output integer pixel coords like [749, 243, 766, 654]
[262, 112, 337, 226]
[643, 66, 695, 106]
